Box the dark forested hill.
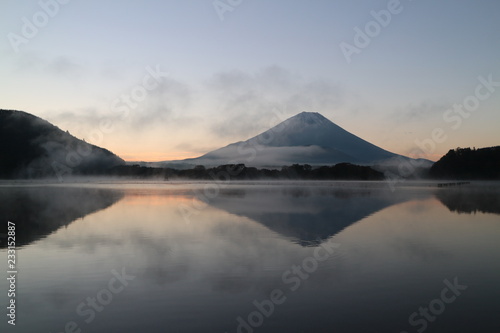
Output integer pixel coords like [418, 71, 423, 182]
[108, 163, 385, 180]
[429, 146, 500, 180]
[0, 109, 125, 179]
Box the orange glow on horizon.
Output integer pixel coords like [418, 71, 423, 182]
[117, 150, 444, 163]
[118, 150, 200, 162]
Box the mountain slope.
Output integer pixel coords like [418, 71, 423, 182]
[0, 109, 125, 179]
[166, 112, 405, 168]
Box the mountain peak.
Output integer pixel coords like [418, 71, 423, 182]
[297, 111, 321, 117]
[284, 111, 330, 127]
[168, 111, 403, 167]
[294, 111, 327, 121]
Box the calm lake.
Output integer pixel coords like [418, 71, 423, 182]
[1, 181, 499, 333]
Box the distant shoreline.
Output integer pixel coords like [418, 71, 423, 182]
[1, 179, 500, 188]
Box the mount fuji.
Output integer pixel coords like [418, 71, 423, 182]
[161, 112, 425, 168]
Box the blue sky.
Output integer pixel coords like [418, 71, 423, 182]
[1, 0, 499, 161]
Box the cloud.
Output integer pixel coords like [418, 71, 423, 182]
[131, 77, 192, 128]
[9, 52, 84, 80]
[389, 100, 448, 124]
[42, 107, 110, 139]
[99, 66, 126, 81]
[174, 142, 220, 155]
[207, 66, 344, 140]
[43, 75, 195, 134]
[44, 56, 83, 79]
[35, 66, 345, 159]
[8, 51, 45, 73]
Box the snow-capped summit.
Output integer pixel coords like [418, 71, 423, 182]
[164, 112, 413, 168]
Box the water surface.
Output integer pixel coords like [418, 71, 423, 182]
[0, 181, 499, 333]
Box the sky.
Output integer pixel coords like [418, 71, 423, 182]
[1, 0, 499, 162]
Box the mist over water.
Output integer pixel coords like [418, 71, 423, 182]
[0, 181, 499, 332]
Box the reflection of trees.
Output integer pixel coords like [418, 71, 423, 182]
[435, 187, 500, 215]
[0, 186, 124, 248]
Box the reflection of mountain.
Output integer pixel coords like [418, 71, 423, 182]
[0, 186, 124, 248]
[208, 186, 423, 246]
[435, 187, 500, 215]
